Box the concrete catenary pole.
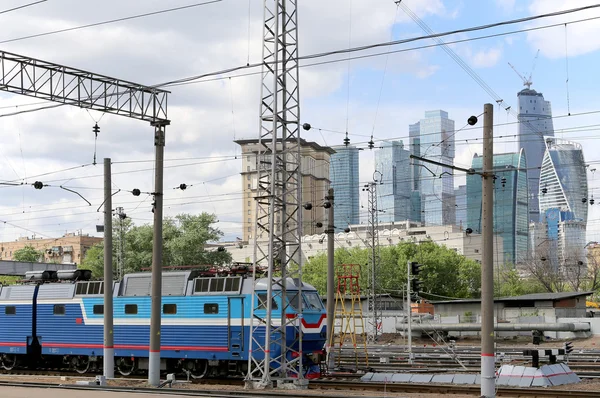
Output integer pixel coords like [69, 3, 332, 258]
[406, 260, 412, 364]
[481, 103, 495, 398]
[103, 158, 114, 379]
[326, 188, 335, 363]
[148, 126, 165, 386]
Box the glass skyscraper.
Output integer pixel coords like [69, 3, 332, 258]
[329, 146, 360, 231]
[410, 110, 455, 226]
[536, 137, 588, 267]
[517, 88, 554, 223]
[455, 185, 467, 227]
[409, 122, 421, 223]
[374, 141, 411, 223]
[466, 149, 529, 264]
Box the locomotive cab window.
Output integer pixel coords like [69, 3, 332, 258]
[257, 293, 278, 310]
[204, 303, 219, 314]
[125, 304, 138, 315]
[286, 292, 302, 311]
[4, 306, 15, 315]
[163, 304, 177, 314]
[93, 305, 104, 315]
[304, 292, 324, 310]
[53, 305, 65, 315]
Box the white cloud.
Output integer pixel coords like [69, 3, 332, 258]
[527, 0, 600, 59]
[0, 0, 480, 242]
[495, 0, 516, 12]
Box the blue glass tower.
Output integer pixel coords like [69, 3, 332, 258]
[329, 146, 360, 231]
[517, 88, 554, 223]
[466, 149, 529, 264]
[410, 110, 455, 226]
[455, 185, 467, 227]
[374, 141, 411, 223]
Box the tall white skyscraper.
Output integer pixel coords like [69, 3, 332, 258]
[517, 88, 554, 223]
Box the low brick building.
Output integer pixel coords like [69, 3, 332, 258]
[0, 233, 102, 264]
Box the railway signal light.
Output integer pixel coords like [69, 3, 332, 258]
[411, 279, 424, 295]
[411, 262, 423, 276]
[564, 341, 573, 355]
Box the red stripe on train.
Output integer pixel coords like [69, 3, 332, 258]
[43, 343, 228, 351]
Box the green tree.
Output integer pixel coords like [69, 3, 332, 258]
[302, 240, 482, 299]
[80, 243, 104, 276]
[82, 212, 231, 278]
[13, 245, 43, 262]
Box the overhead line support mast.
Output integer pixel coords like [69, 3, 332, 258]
[0, 49, 170, 386]
[245, 0, 305, 390]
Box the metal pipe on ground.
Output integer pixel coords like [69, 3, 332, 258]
[396, 323, 591, 332]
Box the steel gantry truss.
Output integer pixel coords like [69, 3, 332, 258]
[245, 0, 305, 390]
[0, 50, 169, 386]
[0, 50, 168, 123]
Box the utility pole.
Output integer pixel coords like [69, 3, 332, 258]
[103, 158, 114, 379]
[481, 103, 495, 398]
[326, 188, 335, 366]
[406, 260, 413, 364]
[115, 207, 126, 281]
[149, 125, 166, 386]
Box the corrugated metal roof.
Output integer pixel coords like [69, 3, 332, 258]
[433, 291, 594, 305]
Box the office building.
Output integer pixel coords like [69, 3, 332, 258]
[236, 138, 334, 241]
[517, 88, 554, 223]
[374, 141, 412, 223]
[410, 110, 456, 226]
[330, 145, 360, 230]
[467, 149, 529, 264]
[534, 137, 588, 268]
[455, 185, 467, 228]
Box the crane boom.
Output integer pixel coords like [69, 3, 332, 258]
[508, 62, 532, 89]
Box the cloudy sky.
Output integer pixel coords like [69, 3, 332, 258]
[0, 0, 600, 244]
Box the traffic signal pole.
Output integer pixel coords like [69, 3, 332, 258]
[406, 260, 413, 364]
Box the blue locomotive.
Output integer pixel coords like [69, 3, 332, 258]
[0, 268, 327, 378]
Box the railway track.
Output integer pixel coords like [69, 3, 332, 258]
[312, 380, 600, 397]
[0, 378, 599, 398]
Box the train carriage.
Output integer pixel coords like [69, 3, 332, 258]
[0, 269, 327, 378]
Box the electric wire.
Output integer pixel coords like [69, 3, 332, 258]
[0, 0, 223, 45]
[0, 0, 46, 16]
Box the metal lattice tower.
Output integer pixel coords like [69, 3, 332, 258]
[362, 172, 382, 342]
[245, 0, 304, 389]
[329, 264, 369, 371]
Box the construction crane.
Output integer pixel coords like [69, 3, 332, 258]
[508, 49, 540, 90]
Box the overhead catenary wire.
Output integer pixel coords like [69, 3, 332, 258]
[0, 0, 46, 16]
[4, 11, 600, 121]
[0, 0, 223, 45]
[155, 3, 600, 88]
